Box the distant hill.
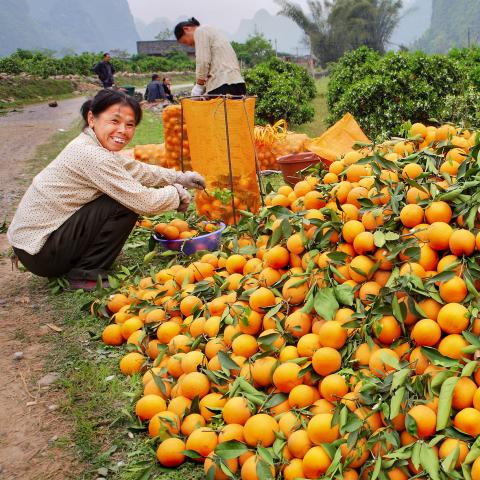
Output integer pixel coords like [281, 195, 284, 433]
[413, 0, 480, 53]
[389, 0, 432, 49]
[0, 0, 140, 57]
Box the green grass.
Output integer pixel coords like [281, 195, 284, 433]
[116, 73, 195, 89]
[130, 110, 165, 147]
[297, 77, 330, 138]
[0, 77, 78, 110]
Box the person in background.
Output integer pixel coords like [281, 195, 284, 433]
[174, 17, 246, 97]
[7, 89, 205, 291]
[145, 74, 167, 103]
[93, 52, 115, 88]
[163, 77, 174, 102]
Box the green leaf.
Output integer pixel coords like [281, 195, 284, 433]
[314, 288, 339, 320]
[437, 376, 459, 431]
[441, 443, 460, 473]
[256, 458, 274, 479]
[461, 361, 478, 378]
[214, 440, 248, 460]
[182, 449, 203, 459]
[385, 232, 400, 241]
[370, 455, 382, 480]
[334, 284, 354, 306]
[217, 351, 241, 371]
[390, 386, 405, 420]
[373, 231, 386, 248]
[463, 331, 480, 348]
[420, 443, 441, 480]
[256, 445, 274, 467]
[421, 347, 460, 368]
[380, 350, 400, 370]
[391, 369, 410, 392]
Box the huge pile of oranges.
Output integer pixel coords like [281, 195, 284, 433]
[101, 122, 480, 479]
[134, 143, 167, 167]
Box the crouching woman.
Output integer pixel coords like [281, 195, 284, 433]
[7, 89, 205, 290]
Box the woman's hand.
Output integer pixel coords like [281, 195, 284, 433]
[173, 184, 192, 212]
[175, 171, 206, 190]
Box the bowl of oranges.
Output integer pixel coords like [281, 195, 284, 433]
[152, 218, 225, 255]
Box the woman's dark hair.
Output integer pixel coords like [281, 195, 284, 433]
[80, 89, 142, 128]
[174, 17, 200, 40]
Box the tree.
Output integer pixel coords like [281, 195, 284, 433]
[232, 34, 276, 68]
[275, 0, 402, 66]
[155, 28, 174, 41]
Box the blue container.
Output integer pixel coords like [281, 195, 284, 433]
[152, 223, 226, 255]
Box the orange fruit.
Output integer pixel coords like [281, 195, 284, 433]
[243, 414, 280, 447]
[353, 231, 375, 254]
[312, 347, 342, 376]
[449, 229, 476, 256]
[249, 287, 276, 313]
[348, 255, 375, 282]
[438, 438, 469, 468]
[181, 372, 210, 399]
[407, 405, 436, 438]
[439, 276, 467, 303]
[102, 324, 125, 346]
[148, 411, 180, 437]
[425, 201, 452, 224]
[319, 374, 349, 402]
[156, 437, 186, 467]
[428, 222, 453, 250]
[438, 334, 469, 360]
[452, 377, 477, 410]
[264, 245, 290, 269]
[411, 318, 441, 346]
[437, 302, 469, 334]
[135, 394, 167, 421]
[317, 321, 347, 349]
[302, 446, 332, 477]
[222, 397, 252, 425]
[342, 220, 365, 244]
[453, 408, 480, 437]
[272, 362, 302, 393]
[119, 352, 145, 376]
[369, 348, 399, 377]
[400, 204, 424, 227]
[307, 413, 340, 444]
[375, 315, 401, 345]
[185, 427, 218, 458]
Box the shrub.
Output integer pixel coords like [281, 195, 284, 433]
[327, 47, 471, 138]
[244, 57, 316, 125]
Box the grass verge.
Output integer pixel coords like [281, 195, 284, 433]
[297, 76, 329, 138]
[0, 77, 78, 111]
[130, 110, 165, 147]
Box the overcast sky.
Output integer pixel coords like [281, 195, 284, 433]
[127, 0, 310, 32]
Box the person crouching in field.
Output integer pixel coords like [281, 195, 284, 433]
[7, 89, 205, 291]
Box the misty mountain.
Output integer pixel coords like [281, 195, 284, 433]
[0, 0, 140, 57]
[135, 17, 176, 40]
[413, 0, 480, 53]
[389, 0, 432, 49]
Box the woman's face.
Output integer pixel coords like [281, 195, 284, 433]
[88, 103, 136, 151]
[178, 27, 195, 46]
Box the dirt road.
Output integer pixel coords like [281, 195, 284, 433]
[0, 96, 85, 479]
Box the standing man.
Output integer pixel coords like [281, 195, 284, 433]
[174, 18, 246, 97]
[93, 52, 115, 89]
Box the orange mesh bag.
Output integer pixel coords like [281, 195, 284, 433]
[133, 143, 167, 166]
[182, 97, 260, 225]
[306, 113, 370, 164]
[254, 120, 310, 170]
[163, 105, 192, 170]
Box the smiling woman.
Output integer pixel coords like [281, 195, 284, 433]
[7, 89, 206, 291]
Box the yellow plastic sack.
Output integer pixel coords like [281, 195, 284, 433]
[182, 97, 260, 224]
[307, 113, 370, 164]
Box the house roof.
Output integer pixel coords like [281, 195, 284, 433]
[137, 40, 195, 55]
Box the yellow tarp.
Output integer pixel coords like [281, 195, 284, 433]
[182, 97, 260, 224]
[307, 113, 370, 164]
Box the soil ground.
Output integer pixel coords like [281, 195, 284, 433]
[0, 97, 85, 480]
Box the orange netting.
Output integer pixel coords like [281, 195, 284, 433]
[306, 113, 371, 164]
[254, 120, 311, 170]
[163, 105, 192, 170]
[182, 97, 260, 225]
[134, 143, 167, 166]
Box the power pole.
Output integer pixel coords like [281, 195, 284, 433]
[296, 47, 299, 63]
[275, 39, 278, 57]
[468, 27, 471, 48]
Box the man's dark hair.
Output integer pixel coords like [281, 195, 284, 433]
[152, 74, 160, 81]
[80, 89, 142, 128]
[103, 52, 110, 58]
[174, 17, 200, 40]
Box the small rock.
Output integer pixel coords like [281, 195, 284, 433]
[47, 404, 58, 412]
[48, 101, 58, 107]
[127, 432, 134, 439]
[38, 372, 60, 387]
[48, 435, 58, 445]
[116, 461, 125, 468]
[105, 375, 115, 382]
[0, 299, 6, 305]
[95, 478, 106, 480]
[13, 352, 23, 360]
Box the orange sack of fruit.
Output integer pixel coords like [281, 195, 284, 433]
[134, 143, 167, 167]
[307, 113, 370, 164]
[163, 105, 192, 170]
[182, 97, 261, 225]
